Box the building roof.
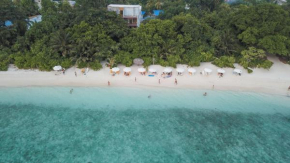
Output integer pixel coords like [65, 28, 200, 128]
[153, 10, 164, 16]
[108, 4, 141, 8]
[29, 15, 42, 23]
[5, 21, 13, 27]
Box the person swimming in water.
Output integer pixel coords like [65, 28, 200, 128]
[70, 89, 73, 94]
[148, 95, 151, 98]
[203, 92, 207, 96]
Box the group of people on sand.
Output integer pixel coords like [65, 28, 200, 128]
[124, 72, 130, 76]
[218, 73, 224, 78]
[161, 72, 172, 78]
[140, 72, 146, 75]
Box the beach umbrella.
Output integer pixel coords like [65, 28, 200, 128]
[163, 68, 172, 73]
[138, 68, 146, 72]
[123, 67, 132, 72]
[133, 58, 144, 65]
[112, 67, 120, 72]
[217, 69, 225, 74]
[149, 68, 157, 73]
[188, 68, 196, 73]
[53, 65, 62, 71]
[176, 68, 184, 73]
[204, 68, 212, 73]
[234, 69, 242, 74]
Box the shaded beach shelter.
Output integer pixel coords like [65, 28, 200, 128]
[217, 69, 225, 74]
[176, 68, 184, 75]
[163, 68, 172, 73]
[204, 68, 212, 75]
[133, 58, 144, 65]
[188, 68, 196, 75]
[53, 65, 62, 71]
[123, 67, 131, 76]
[233, 69, 242, 75]
[112, 67, 120, 72]
[123, 67, 132, 72]
[138, 68, 146, 73]
[149, 68, 157, 73]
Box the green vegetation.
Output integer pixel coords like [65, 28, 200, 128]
[1, 0, 290, 71]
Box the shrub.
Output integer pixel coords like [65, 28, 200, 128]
[158, 59, 169, 67]
[167, 55, 181, 68]
[0, 50, 11, 71]
[142, 57, 152, 68]
[188, 59, 200, 67]
[77, 61, 88, 68]
[115, 51, 133, 67]
[89, 60, 103, 70]
[257, 60, 273, 70]
[61, 59, 73, 69]
[247, 69, 253, 73]
[212, 56, 235, 68]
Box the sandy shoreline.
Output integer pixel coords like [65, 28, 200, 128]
[0, 56, 290, 96]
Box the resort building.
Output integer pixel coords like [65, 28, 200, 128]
[107, 4, 143, 27]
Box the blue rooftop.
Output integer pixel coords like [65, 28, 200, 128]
[5, 21, 13, 27]
[153, 10, 164, 16]
[141, 11, 146, 15]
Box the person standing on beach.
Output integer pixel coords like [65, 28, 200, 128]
[212, 85, 215, 89]
[108, 81, 110, 86]
[135, 77, 136, 82]
[175, 78, 177, 85]
[288, 86, 290, 91]
[75, 71, 77, 77]
[159, 79, 160, 84]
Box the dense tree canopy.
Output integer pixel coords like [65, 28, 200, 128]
[1, 0, 290, 71]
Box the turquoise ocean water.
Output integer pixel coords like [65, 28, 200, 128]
[0, 87, 290, 162]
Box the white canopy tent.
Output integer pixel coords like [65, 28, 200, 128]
[123, 67, 132, 72]
[217, 69, 226, 74]
[138, 68, 146, 73]
[163, 68, 173, 73]
[112, 67, 120, 72]
[188, 68, 196, 73]
[53, 66, 62, 71]
[204, 68, 212, 73]
[234, 69, 242, 74]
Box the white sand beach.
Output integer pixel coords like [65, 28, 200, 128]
[0, 56, 290, 96]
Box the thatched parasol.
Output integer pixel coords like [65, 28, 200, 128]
[133, 58, 144, 65]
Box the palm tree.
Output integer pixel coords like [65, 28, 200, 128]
[146, 0, 155, 10]
[50, 30, 73, 57]
[155, 0, 163, 10]
[107, 57, 116, 68]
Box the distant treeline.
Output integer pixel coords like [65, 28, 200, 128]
[1, 0, 290, 72]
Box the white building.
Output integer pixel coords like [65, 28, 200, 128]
[107, 4, 143, 27]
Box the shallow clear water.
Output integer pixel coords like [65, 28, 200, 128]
[0, 87, 290, 162]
